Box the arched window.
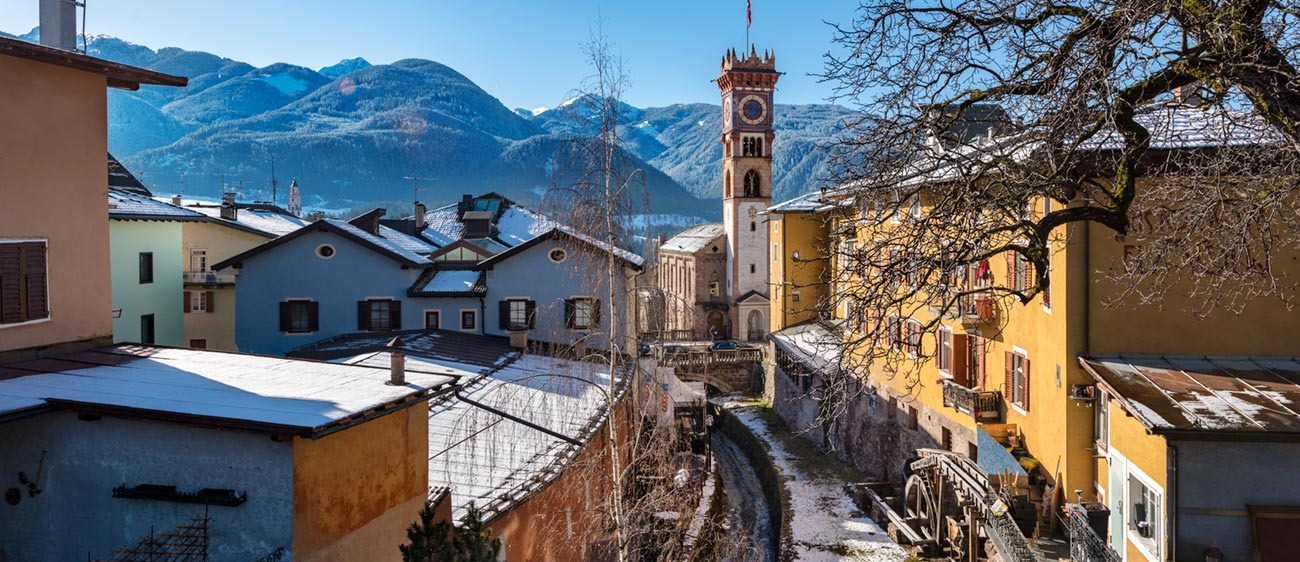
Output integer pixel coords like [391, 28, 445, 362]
[744, 170, 760, 197]
[724, 170, 732, 198]
[754, 138, 764, 157]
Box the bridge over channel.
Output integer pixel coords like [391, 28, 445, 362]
[658, 348, 764, 394]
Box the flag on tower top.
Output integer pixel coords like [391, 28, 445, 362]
[747, 0, 752, 28]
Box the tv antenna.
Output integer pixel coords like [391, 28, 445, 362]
[403, 175, 435, 215]
[268, 152, 280, 206]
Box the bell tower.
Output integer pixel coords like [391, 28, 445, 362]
[719, 46, 777, 335]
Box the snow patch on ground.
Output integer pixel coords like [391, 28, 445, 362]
[720, 399, 908, 562]
[259, 72, 310, 96]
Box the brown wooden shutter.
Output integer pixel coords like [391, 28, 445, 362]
[499, 300, 511, 330]
[204, 291, 214, 313]
[592, 299, 602, 328]
[358, 300, 371, 331]
[279, 302, 291, 332]
[1005, 351, 1014, 398]
[388, 299, 401, 330]
[0, 245, 21, 324]
[1005, 251, 1015, 290]
[23, 244, 47, 320]
[307, 302, 320, 332]
[525, 300, 536, 329]
[1021, 357, 1031, 411]
[951, 332, 968, 387]
[184, 291, 192, 314]
[973, 336, 986, 388]
[564, 299, 576, 329]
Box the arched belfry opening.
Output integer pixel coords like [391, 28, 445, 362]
[743, 169, 760, 197]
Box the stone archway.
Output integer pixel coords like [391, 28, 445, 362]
[746, 309, 765, 341]
[706, 311, 725, 340]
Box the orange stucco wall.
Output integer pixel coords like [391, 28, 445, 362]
[0, 54, 112, 352]
[292, 405, 429, 562]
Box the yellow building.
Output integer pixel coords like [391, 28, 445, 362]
[766, 104, 1300, 561]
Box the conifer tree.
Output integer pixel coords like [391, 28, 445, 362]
[399, 501, 500, 562]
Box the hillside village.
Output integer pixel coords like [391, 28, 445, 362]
[5, 2, 1300, 562]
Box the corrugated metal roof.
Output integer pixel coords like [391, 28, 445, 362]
[1081, 355, 1300, 434]
[660, 223, 725, 254]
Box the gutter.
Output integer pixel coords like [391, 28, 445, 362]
[310, 381, 457, 439]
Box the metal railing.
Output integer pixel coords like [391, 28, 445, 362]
[941, 380, 1003, 422]
[184, 271, 236, 285]
[1067, 504, 1121, 562]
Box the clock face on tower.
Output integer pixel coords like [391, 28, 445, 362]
[723, 97, 733, 128]
[739, 94, 767, 125]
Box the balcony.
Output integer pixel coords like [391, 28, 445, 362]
[941, 379, 1002, 422]
[184, 270, 235, 286]
[957, 294, 998, 328]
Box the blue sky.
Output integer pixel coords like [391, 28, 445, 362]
[0, 0, 860, 109]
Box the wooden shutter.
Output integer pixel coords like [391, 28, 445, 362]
[307, 302, 320, 332]
[390, 299, 402, 330]
[564, 299, 576, 329]
[0, 245, 21, 324]
[525, 300, 536, 329]
[592, 299, 602, 328]
[1021, 357, 1031, 411]
[22, 244, 47, 320]
[205, 291, 214, 313]
[1005, 351, 1015, 399]
[951, 332, 968, 387]
[358, 301, 371, 331]
[499, 300, 511, 330]
[1005, 251, 1015, 290]
[279, 302, 291, 332]
[184, 291, 192, 314]
[972, 336, 986, 388]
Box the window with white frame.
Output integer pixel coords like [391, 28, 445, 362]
[191, 291, 207, 313]
[937, 326, 952, 373]
[909, 195, 921, 220]
[905, 319, 921, 357]
[1127, 471, 1163, 559]
[1008, 351, 1030, 410]
[190, 248, 207, 272]
[1094, 388, 1109, 452]
[567, 297, 598, 329]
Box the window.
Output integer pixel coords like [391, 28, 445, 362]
[749, 263, 756, 274]
[1042, 244, 1052, 310]
[184, 290, 214, 314]
[709, 272, 720, 297]
[1094, 389, 1109, 452]
[279, 300, 319, 333]
[905, 319, 921, 358]
[1127, 472, 1163, 559]
[1007, 250, 1032, 292]
[189, 249, 207, 272]
[750, 221, 756, 232]
[460, 309, 478, 331]
[500, 299, 535, 330]
[140, 314, 155, 344]
[189, 339, 207, 349]
[548, 248, 567, 263]
[909, 195, 921, 220]
[566, 298, 600, 330]
[0, 241, 49, 325]
[942, 427, 953, 451]
[791, 291, 801, 303]
[424, 310, 441, 329]
[937, 327, 953, 373]
[968, 335, 986, 388]
[139, 252, 154, 284]
[316, 244, 335, 259]
[886, 315, 901, 351]
[359, 299, 399, 331]
[907, 405, 919, 430]
[743, 170, 761, 197]
[1006, 350, 1030, 411]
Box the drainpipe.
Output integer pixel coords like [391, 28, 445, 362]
[1168, 442, 1179, 561]
[479, 296, 486, 336]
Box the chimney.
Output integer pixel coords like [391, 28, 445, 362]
[171, 194, 182, 206]
[387, 337, 406, 385]
[457, 194, 474, 218]
[414, 201, 426, 230]
[39, 0, 77, 51]
[220, 192, 238, 221]
[309, 211, 325, 222]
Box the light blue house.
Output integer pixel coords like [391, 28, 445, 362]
[215, 194, 644, 356]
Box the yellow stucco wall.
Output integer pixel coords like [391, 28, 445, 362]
[180, 221, 270, 350]
[292, 405, 429, 562]
[768, 210, 829, 332]
[0, 54, 112, 353]
[1095, 394, 1168, 562]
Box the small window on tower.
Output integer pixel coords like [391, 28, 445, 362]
[750, 221, 756, 231]
[750, 264, 756, 274]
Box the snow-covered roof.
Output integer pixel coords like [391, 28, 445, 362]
[1082, 104, 1283, 151]
[1081, 355, 1300, 434]
[494, 205, 554, 246]
[426, 353, 626, 522]
[768, 191, 831, 213]
[325, 219, 433, 265]
[660, 223, 725, 254]
[0, 346, 455, 433]
[422, 204, 465, 242]
[411, 269, 486, 296]
[108, 189, 205, 220]
[186, 205, 311, 237]
[769, 320, 843, 377]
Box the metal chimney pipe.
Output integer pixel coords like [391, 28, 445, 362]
[389, 350, 406, 386]
[39, 0, 78, 51]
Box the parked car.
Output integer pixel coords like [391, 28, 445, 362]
[662, 345, 693, 355]
[637, 342, 652, 356]
[710, 340, 739, 350]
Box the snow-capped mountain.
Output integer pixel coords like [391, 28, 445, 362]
[4, 28, 854, 219]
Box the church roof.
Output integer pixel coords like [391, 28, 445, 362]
[660, 223, 725, 254]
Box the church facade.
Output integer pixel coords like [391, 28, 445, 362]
[658, 47, 777, 341]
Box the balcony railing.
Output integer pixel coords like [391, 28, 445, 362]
[184, 271, 235, 285]
[941, 379, 1002, 422]
[957, 294, 998, 328]
[661, 348, 764, 368]
[1066, 503, 1121, 562]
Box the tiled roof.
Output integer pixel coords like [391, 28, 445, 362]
[1081, 355, 1300, 434]
[660, 223, 725, 254]
[0, 346, 454, 433]
[108, 189, 206, 220]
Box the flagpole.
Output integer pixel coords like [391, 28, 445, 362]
[745, 0, 750, 50]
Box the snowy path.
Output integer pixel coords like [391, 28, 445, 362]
[712, 431, 776, 562]
[719, 398, 908, 562]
